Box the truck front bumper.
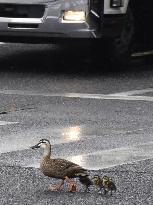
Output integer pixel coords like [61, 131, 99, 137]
[0, 0, 126, 43]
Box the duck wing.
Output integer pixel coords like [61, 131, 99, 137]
[51, 158, 88, 178]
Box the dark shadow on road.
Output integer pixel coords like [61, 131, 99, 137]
[0, 43, 153, 77]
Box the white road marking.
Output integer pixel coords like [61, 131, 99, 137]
[0, 121, 18, 126]
[132, 50, 153, 57]
[66, 141, 153, 170]
[0, 89, 153, 102]
[108, 88, 153, 96]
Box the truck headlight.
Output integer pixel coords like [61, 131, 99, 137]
[63, 11, 86, 22]
[110, 0, 123, 8]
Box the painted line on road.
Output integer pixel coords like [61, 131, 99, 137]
[108, 88, 153, 96]
[0, 89, 153, 102]
[0, 120, 18, 126]
[132, 50, 153, 57]
[66, 141, 153, 170]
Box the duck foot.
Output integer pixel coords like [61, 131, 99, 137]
[84, 187, 90, 192]
[68, 183, 76, 192]
[48, 180, 64, 191]
[64, 176, 77, 192]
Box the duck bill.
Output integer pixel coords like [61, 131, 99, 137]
[30, 144, 40, 149]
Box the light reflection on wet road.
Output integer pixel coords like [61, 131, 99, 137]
[62, 126, 81, 141]
[67, 142, 153, 170]
[0, 126, 82, 153]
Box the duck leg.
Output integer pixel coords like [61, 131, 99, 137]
[64, 176, 76, 192]
[48, 180, 64, 191]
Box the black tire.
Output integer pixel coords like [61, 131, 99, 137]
[108, 7, 135, 68]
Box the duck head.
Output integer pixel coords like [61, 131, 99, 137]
[102, 175, 110, 183]
[31, 139, 52, 158]
[92, 175, 100, 180]
[92, 175, 101, 184]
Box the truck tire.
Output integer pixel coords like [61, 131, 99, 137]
[108, 7, 135, 68]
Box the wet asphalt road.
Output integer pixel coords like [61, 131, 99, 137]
[0, 43, 153, 204]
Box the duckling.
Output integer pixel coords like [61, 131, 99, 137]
[102, 175, 117, 195]
[31, 139, 92, 192]
[78, 174, 93, 192]
[92, 175, 104, 191]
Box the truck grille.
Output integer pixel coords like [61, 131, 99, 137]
[0, 4, 45, 18]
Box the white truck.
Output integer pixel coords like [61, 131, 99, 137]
[0, 0, 151, 65]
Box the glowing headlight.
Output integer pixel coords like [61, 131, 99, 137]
[63, 11, 86, 22]
[110, 0, 123, 8]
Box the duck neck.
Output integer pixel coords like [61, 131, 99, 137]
[42, 145, 51, 159]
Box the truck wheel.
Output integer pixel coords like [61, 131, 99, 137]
[108, 7, 135, 68]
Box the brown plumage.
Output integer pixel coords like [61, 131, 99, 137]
[31, 139, 92, 192]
